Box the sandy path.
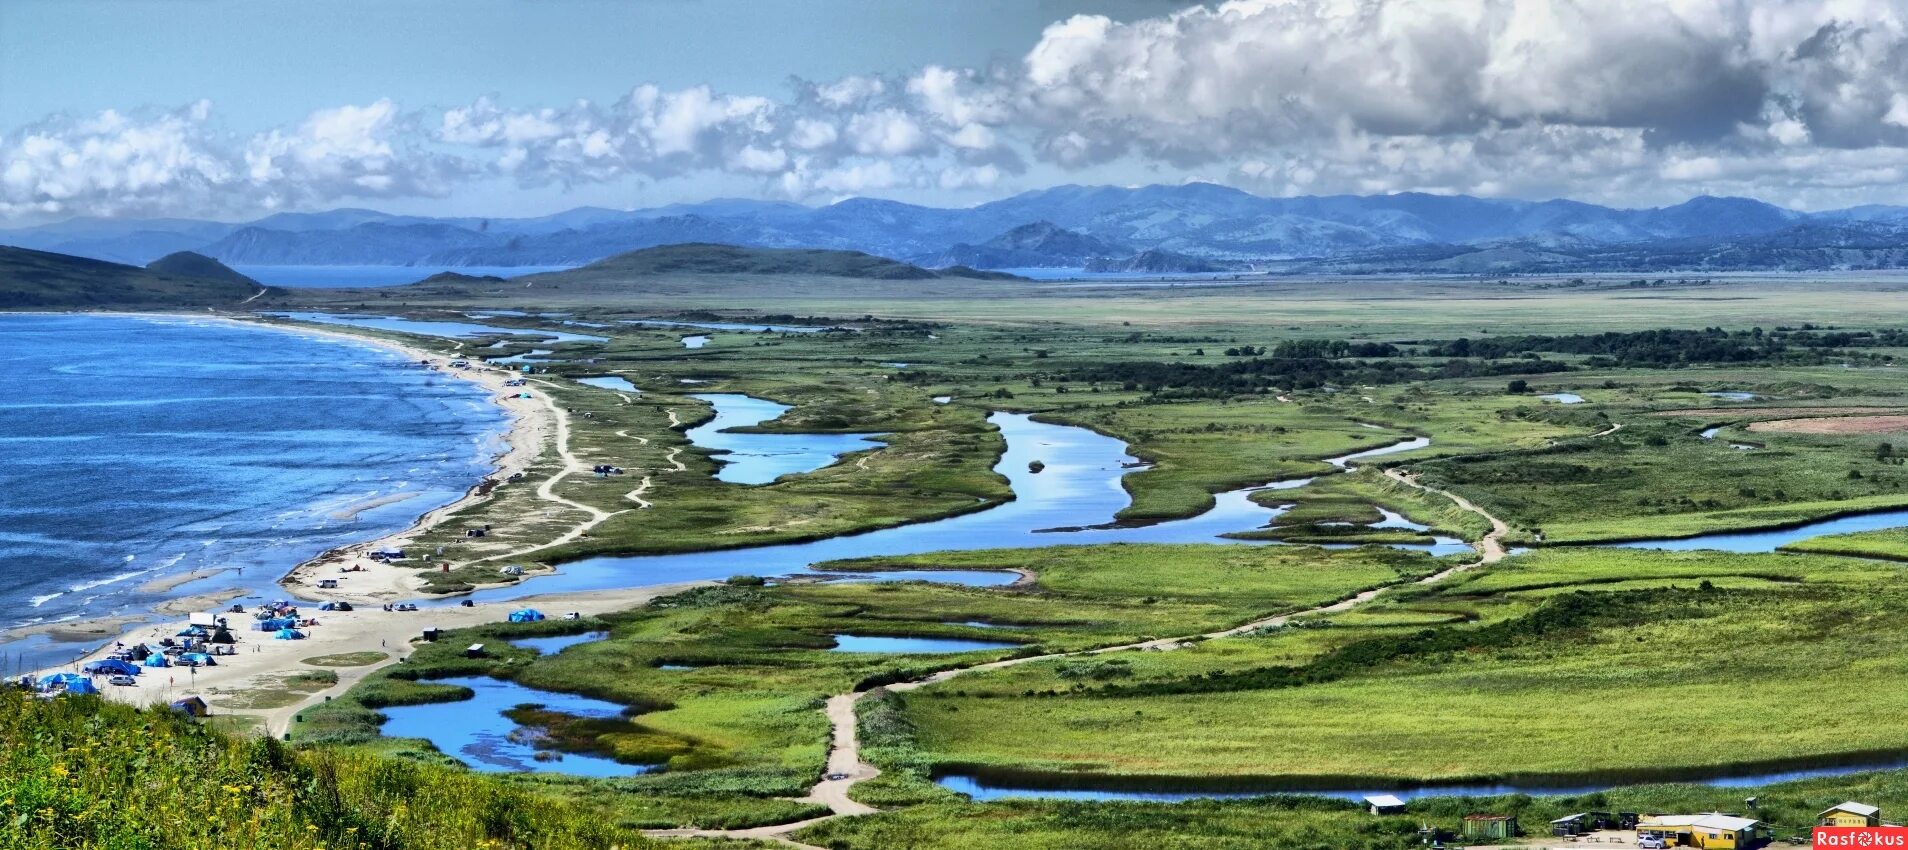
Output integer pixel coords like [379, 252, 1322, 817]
[1385, 468, 1512, 563]
[471, 378, 629, 564]
[626, 476, 655, 509]
[648, 467, 1518, 843]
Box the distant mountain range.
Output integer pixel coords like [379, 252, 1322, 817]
[10, 184, 1908, 275]
[526, 243, 1019, 282]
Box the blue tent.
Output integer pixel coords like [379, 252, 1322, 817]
[82, 659, 138, 676]
[142, 654, 170, 668]
[274, 628, 306, 640]
[178, 653, 216, 666]
[38, 673, 99, 695]
[176, 626, 208, 637]
[508, 608, 545, 623]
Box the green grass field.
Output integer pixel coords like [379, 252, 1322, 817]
[214, 283, 1908, 846]
[891, 549, 1908, 783]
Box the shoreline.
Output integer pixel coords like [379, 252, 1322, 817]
[234, 314, 556, 598]
[18, 312, 574, 726]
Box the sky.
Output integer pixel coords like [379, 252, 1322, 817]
[6, 0, 1908, 223]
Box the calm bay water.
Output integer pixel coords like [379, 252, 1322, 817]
[0, 314, 506, 670]
[232, 265, 573, 288]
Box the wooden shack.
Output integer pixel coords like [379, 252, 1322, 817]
[1462, 814, 1516, 840]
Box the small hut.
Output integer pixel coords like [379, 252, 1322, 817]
[1364, 795, 1406, 816]
[1462, 814, 1517, 840]
[170, 696, 210, 717]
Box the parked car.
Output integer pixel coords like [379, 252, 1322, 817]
[1638, 836, 1666, 849]
[107, 675, 136, 687]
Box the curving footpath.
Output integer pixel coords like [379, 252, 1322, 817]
[643, 455, 1520, 844]
[474, 378, 628, 564]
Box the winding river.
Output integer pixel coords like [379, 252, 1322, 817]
[449, 415, 1461, 606]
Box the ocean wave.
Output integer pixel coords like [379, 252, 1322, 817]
[27, 593, 62, 608]
[68, 570, 146, 593]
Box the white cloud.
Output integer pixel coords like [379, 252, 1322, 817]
[17, 0, 1908, 219]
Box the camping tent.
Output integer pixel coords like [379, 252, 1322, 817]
[508, 608, 546, 623]
[82, 659, 139, 676]
[178, 653, 216, 666]
[38, 673, 100, 695]
[176, 626, 208, 638]
[209, 627, 235, 644]
[170, 697, 209, 717]
[274, 628, 306, 640]
[142, 653, 170, 668]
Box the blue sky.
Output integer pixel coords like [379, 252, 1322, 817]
[6, 0, 1908, 222]
[2, 1, 1176, 128]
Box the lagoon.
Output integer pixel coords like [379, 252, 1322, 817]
[267, 312, 607, 343]
[509, 631, 608, 654]
[934, 752, 1908, 804]
[575, 376, 640, 393]
[685, 393, 884, 485]
[1609, 508, 1908, 552]
[828, 634, 1018, 653]
[625, 319, 831, 333]
[379, 675, 655, 777]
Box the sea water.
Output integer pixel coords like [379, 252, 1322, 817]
[0, 314, 506, 671]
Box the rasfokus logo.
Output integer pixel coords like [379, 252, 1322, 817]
[1817, 827, 1908, 847]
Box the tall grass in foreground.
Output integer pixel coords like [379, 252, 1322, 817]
[0, 688, 646, 850]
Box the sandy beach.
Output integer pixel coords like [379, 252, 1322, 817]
[22, 314, 626, 734]
[80, 580, 709, 738]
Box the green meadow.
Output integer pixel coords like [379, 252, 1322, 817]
[175, 283, 1908, 845]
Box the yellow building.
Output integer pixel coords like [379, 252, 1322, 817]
[1637, 813, 1765, 849]
[1819, 801, 1882, 828]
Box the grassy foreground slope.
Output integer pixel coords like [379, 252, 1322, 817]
[0, 688, 683, 850]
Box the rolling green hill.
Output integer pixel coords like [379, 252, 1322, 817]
[0, 245, 269, 308]
[144, 250, 259, 285]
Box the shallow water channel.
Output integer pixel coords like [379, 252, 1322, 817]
[933, 754, 1908, 804]
[686, 394, 884, 484]
[268, 312, 607, 343]
[378, 675, 656, 778]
